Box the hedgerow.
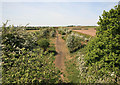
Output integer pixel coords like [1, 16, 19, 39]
[2, 24, 62, 84]
[84, 5, 120, 83]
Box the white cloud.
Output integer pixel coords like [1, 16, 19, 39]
[2, 2, 118, 26]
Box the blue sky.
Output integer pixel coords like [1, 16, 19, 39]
[1, 1, 119, 26]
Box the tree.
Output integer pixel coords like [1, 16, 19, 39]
[85, 5, 120, 83]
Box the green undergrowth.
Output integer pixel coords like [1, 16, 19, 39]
[65, 46, 87, 83]
[65, 56, 80, 83]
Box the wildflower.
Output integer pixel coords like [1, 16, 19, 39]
[111, 72, 114, 76]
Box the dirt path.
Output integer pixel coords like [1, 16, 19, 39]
[55, 31, 70, 81]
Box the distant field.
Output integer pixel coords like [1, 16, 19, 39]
[73, 30, 96, 36]
[26, 30, 40, 32]
[63, 26, 97, 30]
[26, 26, 97, 36]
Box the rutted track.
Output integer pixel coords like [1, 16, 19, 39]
[55, 32, 65, 71]
[55, 31, 70, 81]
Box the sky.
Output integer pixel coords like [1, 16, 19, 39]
[0, 0, 119, 26]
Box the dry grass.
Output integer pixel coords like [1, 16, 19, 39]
[26, 30, 40, 32]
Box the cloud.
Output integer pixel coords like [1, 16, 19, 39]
[1, 0, 120, 2]
[2, 2, 118, 26]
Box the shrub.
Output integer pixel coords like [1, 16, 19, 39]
[61, 35, 66, 40]
[58, 28, 71, 35]
[50, 30, 56, 37]
[2, 25, 62, 84]
[2, 48, 62, 84]
[72, 28, 82, 30]
[84, 5, 120, 83]
[84, 28, 88, 30]
[66, 34, 82, 53]
[37, 29, 50, 39]
[37, 38, 50, 51]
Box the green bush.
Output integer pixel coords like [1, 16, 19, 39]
[84, 5, 120, 83]
[50, 30, 56, 37]
[2, 48, 62, 84]
[2, 25, 62, 84]
[37, 38, 50, 51]
[62, 35, 66, 40]
[58, 28, 71, 35]
[84, 28, 88, 30]
[37, 29, 50, 39]
[66, 34, 82, 53]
